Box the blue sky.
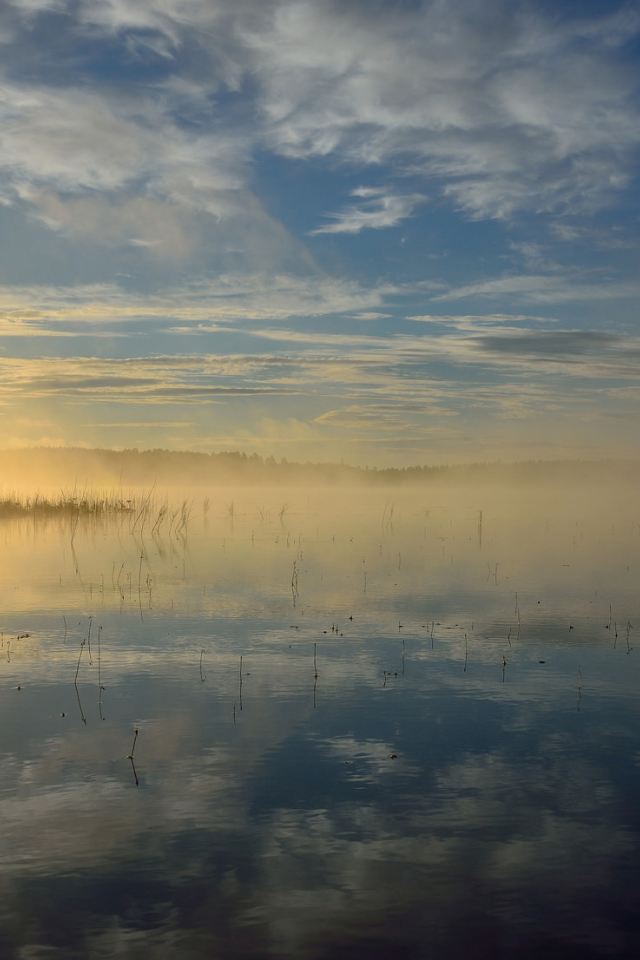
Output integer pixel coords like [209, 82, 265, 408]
[0, 0, 638, 465]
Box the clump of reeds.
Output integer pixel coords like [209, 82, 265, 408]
[0, 488, 138, 519]
[173, 498, 193, 538]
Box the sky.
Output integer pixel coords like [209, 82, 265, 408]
[0, 0, 638, 466]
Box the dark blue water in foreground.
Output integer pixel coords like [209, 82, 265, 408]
[0, 485, 639, 958]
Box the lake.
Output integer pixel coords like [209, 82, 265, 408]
[1, 481, 639, 958]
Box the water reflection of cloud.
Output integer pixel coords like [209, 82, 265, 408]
[315, 736, 419, 783]
[0, 487, 639, 955]
[252, 751, 633, 957]
[0, 734, 632, 954]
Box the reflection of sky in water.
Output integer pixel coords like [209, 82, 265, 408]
[0, 485, 639, 957]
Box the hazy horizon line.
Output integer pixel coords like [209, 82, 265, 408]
[1, 444, 638, 475]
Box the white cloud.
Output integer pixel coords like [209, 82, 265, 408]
[75, 0, 208, 47]
[8, 0, 66, 14]
[311, 187, 427, 234]
[0, 1, 636, 466]
[128, 237, 164, 248]
[0, 274, 399, 326]
[550, 222, 636, 250]
[0, 0, 637, 237]
[407, 313, 556, 329]
[25, 193, 196, 258]
[248, 1, 640, 217]
[0, 80, 245, 205]
[434, 274, 640, 304]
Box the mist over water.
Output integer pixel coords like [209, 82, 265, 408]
[1, 465, 639, 958]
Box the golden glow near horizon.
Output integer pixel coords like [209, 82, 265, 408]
[0, 3, 638, 466]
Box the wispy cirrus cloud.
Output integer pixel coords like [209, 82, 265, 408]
[0, 275, 399, 331]
[2, 321, 639, 413]
[0, 1, 637, 462]
[311, 187, 428, 234]
[433, 274, 640, 304]
[250, 1, 640, 218]
[1, 0, 637, 242]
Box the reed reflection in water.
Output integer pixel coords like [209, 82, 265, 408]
[0, 482, 638, 959]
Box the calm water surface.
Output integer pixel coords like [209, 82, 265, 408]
[1, 484, 639, 958]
